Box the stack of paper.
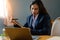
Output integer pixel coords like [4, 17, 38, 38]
[47, 36, 60, 40]
[0, 36, 3, 40]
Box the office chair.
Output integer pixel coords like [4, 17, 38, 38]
[51, 17, 60, 36]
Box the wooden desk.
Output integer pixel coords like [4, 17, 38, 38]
[38, 35, 53, 40]
[1, 35, 60, 40]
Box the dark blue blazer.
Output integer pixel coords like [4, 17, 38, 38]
[24, 13, 51, 35]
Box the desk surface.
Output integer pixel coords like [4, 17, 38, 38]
[1, 35, 60, 40]
[38, 35, 53, 40]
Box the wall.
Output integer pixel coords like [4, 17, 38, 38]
[42, 0, 60, 19]
[10, 0, 34, 25]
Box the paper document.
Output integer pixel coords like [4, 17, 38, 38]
[47, 36, 60, 40]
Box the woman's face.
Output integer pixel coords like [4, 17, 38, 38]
[31, 4, 39, 16]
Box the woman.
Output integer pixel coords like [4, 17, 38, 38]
[24, 0, 51, 35]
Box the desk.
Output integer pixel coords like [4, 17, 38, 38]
[1, 35, 60, 40]
[32, 35, 52, 40]
[38, 35, 53, 40]
[38, 35, 60, 40]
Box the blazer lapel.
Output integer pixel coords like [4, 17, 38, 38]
[29, 16, 33, 27]
[35, 14, 44, 27]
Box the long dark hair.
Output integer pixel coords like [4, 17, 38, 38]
[30, 0, 48, 14]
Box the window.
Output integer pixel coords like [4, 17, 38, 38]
[0, 0, 13, 26]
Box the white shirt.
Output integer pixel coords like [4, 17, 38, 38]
[32, 14, 39, 29]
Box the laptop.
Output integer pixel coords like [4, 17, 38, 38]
[4, 28, 33, 40]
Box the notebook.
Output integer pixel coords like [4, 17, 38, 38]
[4, 28, 33, 40]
